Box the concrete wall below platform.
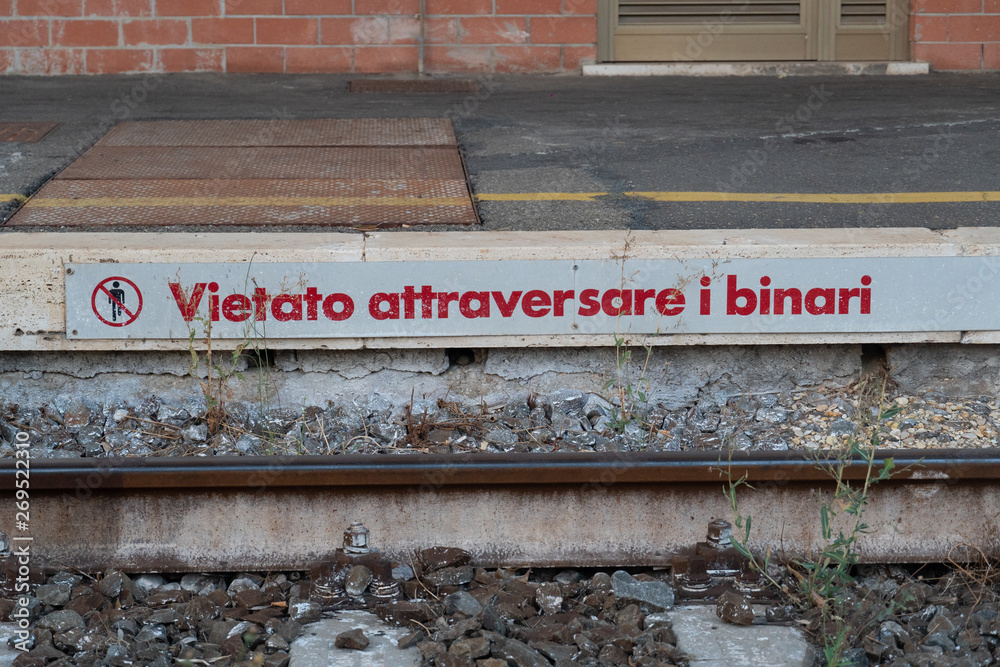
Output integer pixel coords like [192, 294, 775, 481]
[2, 343, 997, 418]
[0, 343, 878, 414]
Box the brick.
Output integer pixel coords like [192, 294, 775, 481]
[914, 0, 983, 12]
[563, 0, 597, 15]
[0, 20, 50, 46]
[224, 0, 280, 14]
[425, 0, 492, 14]
[948, 15, 1000, 41]
[388, 16, 421, 43]
[496, 0, 562, 14]
[424, 44, 491, 71]
[157, 0, 221, 16]
[255, 17, 318, 44]
[986, 0, 1000, 11]
[530, 16, 596, 43]
[123, 19, 187, 45]
[18, 0, 83, 16]
[460, 16, 528, 44]
[84, 0, 152, 16]
[355, 0, 420, 15]
[494, 44, 560, 71]
[158, 46, 223, 70]
[86, 47, 153, 72]
[17, 46, 86, 72]
[562, 44, 595, 69]
[0, 0, 11, 15]
[225, 45, 283, 71]
[353, 45, 417, 72]
[320, 17, 358, 44]
[0, 49, 13, 71]
[322, 16, 389, 45]
[192, 17, 253, 43]
[424, 16, 458, 43]
[914, 41, 982, 68]
[285, 0, 351, 13]
[984, 42, 1000, 68]
[53, 19, 119, 46]
[912, 15, 948, 41]
[285, 45, 350, 71]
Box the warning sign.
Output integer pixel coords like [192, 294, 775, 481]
[62, 257, 1000, 340]
[90, 276, 143, 328]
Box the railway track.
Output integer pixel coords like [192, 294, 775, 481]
[1, 449, 997, 573]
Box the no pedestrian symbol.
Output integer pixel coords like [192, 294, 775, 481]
[91, 276, 143, 327]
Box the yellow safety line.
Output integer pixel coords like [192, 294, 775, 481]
[27, 196, 472, 208]
[476, 192, 606, 201]
[476, 191, 1000, 204]
[21, 191, 1000, 208]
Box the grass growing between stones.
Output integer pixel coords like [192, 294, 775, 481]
[179, 263, 285, 449]
[724, 378, 908, 666]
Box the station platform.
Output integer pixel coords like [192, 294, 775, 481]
[1, 72, 999, 233]
[3, 73, 1000, 402]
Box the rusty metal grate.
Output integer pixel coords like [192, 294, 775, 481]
[348, 79, 480, 94]
[57, 146, 468, 181]
[6, 117, 478, 229]
[0, 122, 59, 143]
[10, 178, 478, 228]
[95, 118, 457, 147]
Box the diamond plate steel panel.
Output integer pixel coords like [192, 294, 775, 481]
[95, 119, 457, 147]
[56, 147, 468, 181]
[0, 122, 59, 143]
[8, 178, 478, 227]
[348, 79, 480, 94]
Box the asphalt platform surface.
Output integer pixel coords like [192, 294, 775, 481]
[1, 72, 998, 232]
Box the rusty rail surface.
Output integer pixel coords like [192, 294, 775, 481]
[0, 450, 997, 572]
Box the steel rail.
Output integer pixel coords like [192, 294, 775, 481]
[1, 449, 997, 490]
[0, 450, 997, 572]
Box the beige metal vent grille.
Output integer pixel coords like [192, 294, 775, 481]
[840, 0, 887, 23]
[618, 1, 801, 25]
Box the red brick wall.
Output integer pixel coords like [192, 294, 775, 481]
[0, 0, 597, 74]
[2, 1, 996, 74]
[911, 0, 1000, 69]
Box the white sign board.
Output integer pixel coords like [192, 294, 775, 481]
[64, 258, 999, 339]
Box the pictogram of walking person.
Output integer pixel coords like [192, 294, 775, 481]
[108, 281, 126, 322]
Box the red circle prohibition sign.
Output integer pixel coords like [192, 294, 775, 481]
[91, 276, 143, 327]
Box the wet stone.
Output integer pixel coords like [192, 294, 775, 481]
[98, 570, 129, 598]
[612, 571, 674, 611]
[756, 407, 788, 424]
[716, 591, 755, 626]
[444, 591, 483, 618]
[421, 547, 472, 572]
[35, 583, 71, 607]
[334, 628, 370, 650]
[344, 565, 373, 598]
[425, 566, 475, 588]
[548, 389, 587, 417]
[37, 609, 84, 634]
[436, 653, 474, 667]
[495, 636, 551, 667]
[450, 635, 490, 659]
[828, 417, 856, 436]
[288, 600, 322, 625]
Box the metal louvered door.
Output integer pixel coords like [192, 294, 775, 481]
[828, 0, 908, 60]
[603, 0, 907, 61]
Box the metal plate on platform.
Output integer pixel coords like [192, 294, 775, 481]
[348, 79, 480, 94]
[10, 178, 477, 227]
[0, 122, 59, 143]
[95, 118, 457, 147]
[56, 146, 468, 181]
